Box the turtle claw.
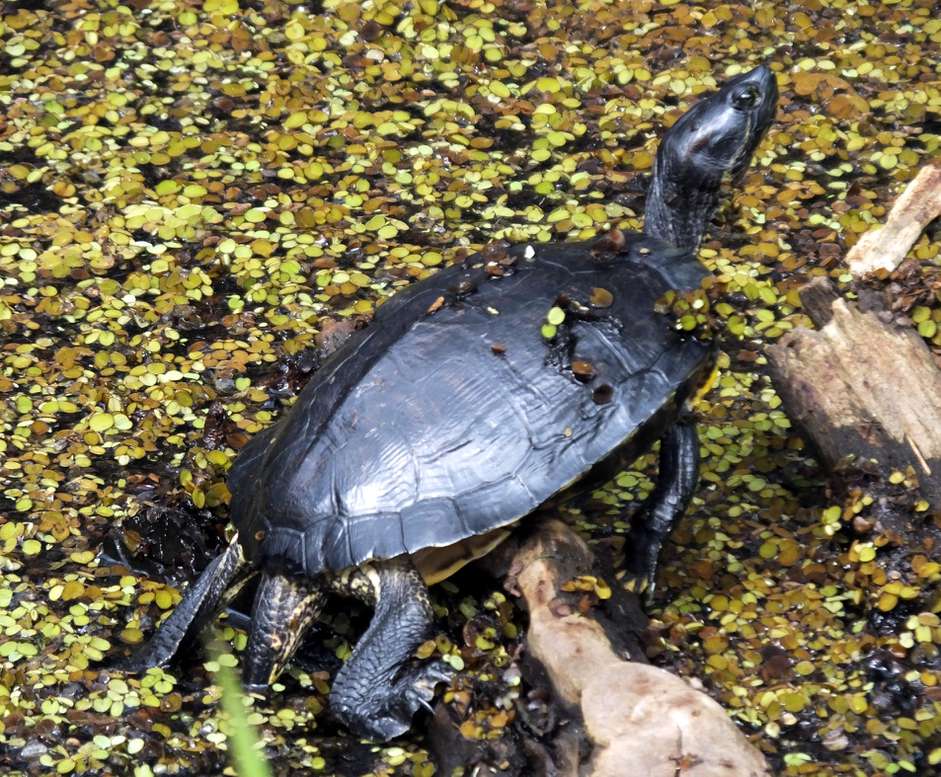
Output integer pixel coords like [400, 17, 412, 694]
[243, 682, 271, 698]
[387, 659, 455, 730]
[115, 637, 177, 675]
[405, 659, 455, 701]
[619, 570, 656, 606]
[336, 660, 455, 742]
[623, 530, 663, 606]
[113, 652, 151, 674]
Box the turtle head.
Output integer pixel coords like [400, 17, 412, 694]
[643, 64, 778, 254]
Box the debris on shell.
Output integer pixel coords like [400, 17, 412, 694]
[571, 360, 597, 382]
[592, 228, 626, 255]
[591, 287, 615, 308]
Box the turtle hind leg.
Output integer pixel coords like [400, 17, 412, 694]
[622, 415, 700, 602]
[242, 572, 326, 691]
[120, 534, 253, 672]
[328, 558, 454, 741]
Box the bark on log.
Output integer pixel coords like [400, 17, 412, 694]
[505, 520, 770, 777]
[846, 160, 941, 276]
[767, 278, 941, 506]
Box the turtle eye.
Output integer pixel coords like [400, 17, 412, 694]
[732, 85, 761, 110]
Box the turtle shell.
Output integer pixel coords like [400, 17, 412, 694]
[228, 233, 713, 576]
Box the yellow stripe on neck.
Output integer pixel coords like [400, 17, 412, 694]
[691, 363, 720, 407]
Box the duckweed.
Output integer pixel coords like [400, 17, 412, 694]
[2, 0, 940, 775]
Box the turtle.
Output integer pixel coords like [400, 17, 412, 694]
[121, 64, 778, 740]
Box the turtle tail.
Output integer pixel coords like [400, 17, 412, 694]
[120, 534, 254, 672]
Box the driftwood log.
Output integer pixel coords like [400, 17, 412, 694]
[768, 161, 941, 508]
[767, 279, 941, 506]
[845, 161, 941, 276]
[503, 520, 769, 777]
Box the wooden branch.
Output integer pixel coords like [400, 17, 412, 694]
[506, 520, 770, 777]
[846, 160, 941, 276]
[768, 279, 941, 506]
[797, 276, 842, 327]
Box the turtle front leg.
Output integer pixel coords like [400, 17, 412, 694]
[622, 416, 700, 601]
[242, 572, 326, 691]
[328, 558, 454, 741]
[120, 534, 254, 672]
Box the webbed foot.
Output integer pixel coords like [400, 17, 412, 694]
[621, 528, 663, 605]
[334, 659, 455, 741]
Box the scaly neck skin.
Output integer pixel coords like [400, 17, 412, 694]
[642, 161, 721, 256]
